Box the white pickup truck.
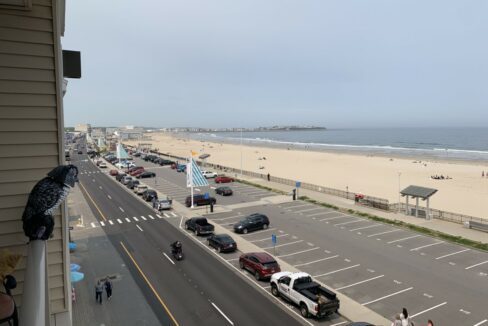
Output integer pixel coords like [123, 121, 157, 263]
[270, 272, 340, 318]
[202, 171, 217, 178]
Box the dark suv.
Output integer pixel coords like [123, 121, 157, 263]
[233, 213, 270, 234]
[185, 194, 216, 207]
[142, 189, 158, 202]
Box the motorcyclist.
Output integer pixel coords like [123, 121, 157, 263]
[171, 241, 182, 254]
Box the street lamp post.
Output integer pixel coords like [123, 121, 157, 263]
[240, 128, 243, 176]
[398, 172, 401, 213]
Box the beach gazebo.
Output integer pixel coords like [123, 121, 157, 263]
[400, 185, 437, 219]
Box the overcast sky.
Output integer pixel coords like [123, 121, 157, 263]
[62, 0, 488, 128]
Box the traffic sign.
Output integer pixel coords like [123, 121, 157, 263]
[296, 181, 301, 188]
[272, 234, 277, 245]
[204, 192, 210, 199]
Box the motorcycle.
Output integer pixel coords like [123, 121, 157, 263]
[171, 243, 184, 261]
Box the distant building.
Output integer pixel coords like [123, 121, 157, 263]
[75, 123, 92, 133]
[116, 129, 143, 140]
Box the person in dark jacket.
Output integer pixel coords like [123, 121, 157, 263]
[105, 277, 113, 301]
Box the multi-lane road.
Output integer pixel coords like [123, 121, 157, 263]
[124, 154, 488, 326]
[72, 151, 307, 326]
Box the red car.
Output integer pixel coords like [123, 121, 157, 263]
[130, 168, 145, 176]
[109, 169, 119, 176]
[215, 176, 234, 183]
[239, 252, 281, 280]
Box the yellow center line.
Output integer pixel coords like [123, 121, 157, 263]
[78, 181, 107, 221]
[120, 241, 180, 326]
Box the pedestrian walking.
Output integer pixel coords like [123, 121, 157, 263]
[267, 173, 270, 182]
[391, 314, 402, 326]
[400, 307, 411, 326]
[482, 171, 485, 177]
[152, 196, 158, 210]
[104, 277, 113, 301]
[95, 280, 103, 304]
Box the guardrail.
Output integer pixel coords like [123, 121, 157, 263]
[127, 145, 488, 225]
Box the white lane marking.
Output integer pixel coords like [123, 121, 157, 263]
[90, 222, 96, 228]
[307, 242, 314, 247]
[100, 221, 105, 226]
[170, 212, 177, 217]
[362, 287, 413, 306]
[107, 195, 112, 199]
[334, 219, 364, 226]
[119, 207, 125, 212]
[125, 218, 131, 223]
[393, 280, 402, 284]
[410, 241, 444, 251]
[330, 322, 347, 326]
[250, 234, 289, 243]
[349, 224, 382, 232]
[148, 215, 155, 220]
[163, 213, 170, 218]
[313, 264, 361, 278]
[136, 224, 143, 232]
[277, 247, 320, 258]
[465, 260, 488, 270]
[460, 309, 471, 315]
[435, 249, 470, 260]
[387, 235, 421, 244]
[367, 229, 401, 237]
[423, 293, 433, 298]
[319, 215, 348, 222]
[99, 186, 102, 189]
[262, 240, 303, 250]
[108, 220, 114, 225]
[92, 179, 95, 182]
[212, 215, 243, 221]
[210, 301, 234, 326]
[132, 216, 139, 222]
[162, 252, 175, 265]
[293, 255, 339, 267]
[474, 320, 488, 326]
[141, 216, 147, 221]
[157, 214, 163, 219]
[117, 219, 122, 224]
[410, 302, 448, 318]
[334, 275, 385, 291]
[226, 258, 239, 261]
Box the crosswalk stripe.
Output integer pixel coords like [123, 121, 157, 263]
[90, 222, 96, 228]
[133, 216, 139, 221]
[117, 219, 122, 224]
[125, 218, 131, 223]
[148, 215, 155, 220]
[163, 213, 170, 218]
[170, 212, 177, 217]
[157, 214, 163, 219]
[109, 220, 114, 225]
[141, 216, 147, 220]
[100, 221, 105, 226]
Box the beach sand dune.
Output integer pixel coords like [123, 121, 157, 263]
[126, 133, 488, 219]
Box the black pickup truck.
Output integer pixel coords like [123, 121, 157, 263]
[184, 217, 215, 236]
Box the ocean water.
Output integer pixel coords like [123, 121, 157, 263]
[190, 128, 488, 161]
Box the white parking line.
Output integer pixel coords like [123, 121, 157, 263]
[107, 195, 112, 199]
[170, 212, 177, 217]
[362, 287, 413, 306]
[162, 252, 175, 265]
[410, 241, 444, 251]
[410, 302, 447, 318]
[157, 214, 163, 219]
[163, 212, 170, 218]
[277, 247, 320, 258]
[99, 186, 102, 189]
[100, 221, 105, 226]
[119, 207, 125, 212]
[295, 207, 323, 214]
[308, 211, 336, 217]
[349, 224, 382, 232]
[250, 234, 289, 243]
[141, 216, 147, 220]
[210, 301, 234, 325]
[367, 229, 401, 237]
[293, 255, 339, 267]
[148, 215, 155, 219]
[262, 240, 303, 250]
[285, 203, 313, 210]
[330, 322, 347, 326]
[474, 320, 488, 326]
[212, 215, 243, 221]
[136, 224, 143, 232]
[465, 260, 488, 270]
[334, 219, 364, 226]
[117, 219, 122, 224]
[313, 264, 360, 278]
[334, 275, 385, 291]
[387, 235, 421, 244]
[240, 228, 276, 236]
[435, 249, 470, 260]
[125, 218, 131, 223]
[90, 222, 96, 228]
[319, 215, 348, 222]
[133, 216, 139, 222]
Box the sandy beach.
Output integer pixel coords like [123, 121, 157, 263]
[125, 132, 488, 219]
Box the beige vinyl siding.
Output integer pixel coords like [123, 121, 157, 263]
[0, 0, 68, 315]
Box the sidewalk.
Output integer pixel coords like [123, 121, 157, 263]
[233, 174, 488, 244]
[69, 185, 161, 326]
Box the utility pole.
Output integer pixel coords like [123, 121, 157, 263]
[398, 172, 401, 213]
[240, 128, 243, 176]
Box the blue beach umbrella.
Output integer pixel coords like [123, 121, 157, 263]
[70, 263, 81, 272]
[70, 271, 84, 283]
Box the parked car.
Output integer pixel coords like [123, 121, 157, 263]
[133, 152, 141, 157]
[215, 176, 234, 183]
[157, 197, 172, 210]
[129, 168, 145, 176]
[135, 185, 148, 195]
[116, 172, 127, 182]
[207, 234, 237, 253]
[185, 194, 216, 207]
[99, 162, 107, 168]
[136, 171, 156, 179]
[77, 150, 83, 155]
[176, 164, 187, 172]
[270, 272, 340, 318]
[109, 169, 118, 176]
[239, 252, 281, 280]
[127, 180, 140, 190]
[202, 171, 218, 178]
[185, 217, 214, 236]
[122, 176, 133, 185]
[215, 186, 233, 196]
[234, 213, 270, 234]
[142, 189, 158, 202]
